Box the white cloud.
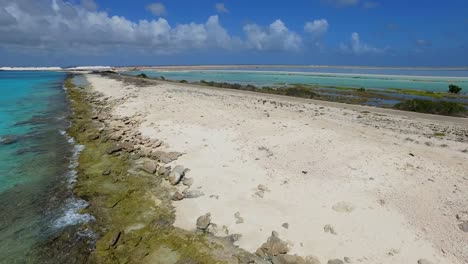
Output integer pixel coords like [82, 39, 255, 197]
[323, 0, 359, 8]
[215, 3, 229, 13]
[243, 20, 302, 51]
[340, 32, 384, 54]
[146, 2, 166, 17]
[304, 19, 329, 36]
[0, 0, 300, 56]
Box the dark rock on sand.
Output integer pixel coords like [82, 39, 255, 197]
[256, 231, 289, 258]
[327, 259, 344, 264]
[196, 213, 211, 231]
[417, 259, 435, 264]
[169, 165, 187, 185]
[458, 222, 468, 232]
[102, 169, 112, 176]
[172, 191, 185, 201]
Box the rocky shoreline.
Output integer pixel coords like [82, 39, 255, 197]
[45, 74, 335, 264]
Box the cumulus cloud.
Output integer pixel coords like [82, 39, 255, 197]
[215, 3, 229, 13]
[243, 20, 302, 51]
[304, 19, 329, 36]
[322, 0, 359, 8]
[0, 0, 303, 56]
[340, 32, 384, 54]
[146, 2, 166, 17]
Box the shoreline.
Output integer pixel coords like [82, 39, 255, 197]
[126, 68, 468, 80]
[84, 72, 468, 263]
[47, 74, 271, 263]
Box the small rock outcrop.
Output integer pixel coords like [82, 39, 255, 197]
[196, 213, 211, 231]
[256, 231, 289, 258]
[172, 191, 185, 201]
[169, 165, 187, 185]
[142, 160, 157, 174]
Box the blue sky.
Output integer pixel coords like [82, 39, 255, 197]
[0, 0, 467, 66]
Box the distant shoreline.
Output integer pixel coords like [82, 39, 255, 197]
[2, 65, 468, 71]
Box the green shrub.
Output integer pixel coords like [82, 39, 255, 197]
[394, 99, 467, 117]
[179, 80, 188, 83]
[284, 87, 317, 99]
[357, 88, 366, 92]
[448, 84, 462, 94]
[136, 73, 147, 78]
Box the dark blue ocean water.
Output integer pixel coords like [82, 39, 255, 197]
[0, 71, 91, 263]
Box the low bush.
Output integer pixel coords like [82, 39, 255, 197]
[136, 73, 147, 78]
[448, 84, 462, 94]
[394, 99, 467, 117]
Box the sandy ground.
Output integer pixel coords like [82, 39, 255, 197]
[86, 74, 468, 264]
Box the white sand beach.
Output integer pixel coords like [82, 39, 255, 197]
[86, 74, 468, 264]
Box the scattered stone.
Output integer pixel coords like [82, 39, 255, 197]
[344, 257, 351, 263]
[1, 135, 18, 145]
[182, 177, 194, 186]
[196, 213, 211, 231]
[323, 224, 337, 235]
[417, 259, 435, 264]
[106, 145, 122, 155]
[327, 259, 344, 264]
[168, 165, 187, 185]
[272, 254, 308, 264]
[282, 223, 289, 229]
[102, 169, 112, 176]
[255, 191, 265, 198]
[184, 190, 204, 199]
[305, 255, 321, 264]
[332, 201, 355, 213]
[256, 231, 289, 257]
[234, 212, 244, 224]
[456, 212, 468, 222]
[142, 160, 157, 173]
[171, 191, 185, 201]
[157, 166, 170, 178]
[458, 222, 468, 232]
[88, 133, 100, 140]
[302, 171, 308, 174]
[258, 184, 269, 192]
[120, 141, 134, 152]
[227, 233, 242, 243]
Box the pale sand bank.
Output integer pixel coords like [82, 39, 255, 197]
[86, 74, 468, 264]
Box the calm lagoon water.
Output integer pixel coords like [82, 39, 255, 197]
[128, 67, 468, 92]
[0, 71, 91, 263]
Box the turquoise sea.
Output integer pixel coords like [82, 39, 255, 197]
[0, 71, 92, 263]
[128, 67, 468, 92]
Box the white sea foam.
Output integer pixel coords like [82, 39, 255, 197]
[54, 128, 92, 229]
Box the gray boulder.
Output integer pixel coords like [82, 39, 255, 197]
[143, 160, 157, 174]
[256, 231, 289, 257]
[196, 213, 211, 231]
